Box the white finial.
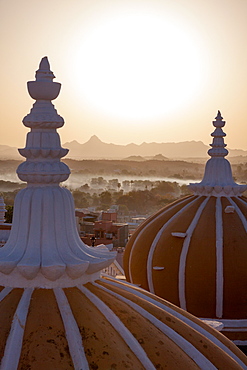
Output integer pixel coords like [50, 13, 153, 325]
[189, 112, 247, 196]
[28, 56, 60, 100]
[35, 56, 55, 82]
[0, 58, 116, 287]
[207, 110, 228, 159]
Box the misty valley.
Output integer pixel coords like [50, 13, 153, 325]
[1, 158, 247, 216]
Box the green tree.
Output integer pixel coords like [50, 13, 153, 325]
[151, 181, 179, 196]
[99, 191, 112, 208]
[72, 190, 90, 208]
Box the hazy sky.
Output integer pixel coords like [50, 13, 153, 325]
[1, 0, 247, 149]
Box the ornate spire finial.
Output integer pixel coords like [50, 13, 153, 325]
[189, 112, 247, 196]
[35, 56, 55, 82]
[28, 56, 60, 101]
[207, 110, 228, 159]
[216, 110, 222, 119]
[0, 58, 116, 287]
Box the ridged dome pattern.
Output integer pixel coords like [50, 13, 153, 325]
[0, 276, 247, 370]
[1, 61, 247, 369]
[124, 112, 247, 344]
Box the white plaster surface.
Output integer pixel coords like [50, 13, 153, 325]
[0, 288, 33, 370]
[145, 196, 200, 293]
[104, 279, 247, 369]
[54, 288, 89, 369]
[94, 281, 217, 370]
[178, 197, 209, 310]
[215, 197, 224, 318]
[0, 57, 116, 285]
[80, 284, 156, 370]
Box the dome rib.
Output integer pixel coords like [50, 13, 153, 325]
[53, 288, 89, 369]
[229, 198, 247, 232]
[79, 284, 155, 369]
[179, 197, 209, 311]
[98, 277, 247, 369]
[126, 195, 196, 283]
[0, 287, 12, 301]
[124, 112, 247, 345]
[1, 288, 33, 370]
[215, 197, 224, 319]
[128, 196, 196, 286]
[92, 281, 217, 369]
[0, 279, 246, 369]
[234, 196, 247, 217]
[2, 61, 247, 368]
[147, 196, 204, 294]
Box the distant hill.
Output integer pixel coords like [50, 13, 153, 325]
[0, 145, 21, 160]
[152, 154, 168, 161]
[62, 136, 208, 159]
[124, 154, 168, 161]
[124, 155, 146, 161]
[0, 136, 247, 160]
[63, 136, 247, 160]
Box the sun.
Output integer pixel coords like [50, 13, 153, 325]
[70, 12, 205, 121]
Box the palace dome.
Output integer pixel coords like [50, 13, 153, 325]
[0, 60, 246, 369]
[124, 111, 247, 345]
[1, 277, 247, 369]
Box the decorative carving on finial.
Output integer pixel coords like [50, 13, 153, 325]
[189, 112, 247, 196]
[17, 57, 69, 185]
[0, 57, 116, 287]
[207, 110, 228, 159]
[28, 56, 60, 101]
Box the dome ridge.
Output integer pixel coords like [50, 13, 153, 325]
[1, 60, 247, 369]
[124, 187, 247, 344]
[127, 195, 196, 285]
[1, 279, 247, 369]
[101, 277, 246, 366]
[91, 281, 215, 368]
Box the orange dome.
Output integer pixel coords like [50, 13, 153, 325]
[124, 112, 247, 344]
[1, 277, 247, 369]
[1, 62, 246, 369]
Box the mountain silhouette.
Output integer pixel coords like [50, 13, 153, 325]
[62, 136, 247, 159]
[0, 136, 247, 160]
[0, 145, 21, 160]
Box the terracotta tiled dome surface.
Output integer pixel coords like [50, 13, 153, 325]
[124, 112, 247, 345]
[0, 60, 247, 369]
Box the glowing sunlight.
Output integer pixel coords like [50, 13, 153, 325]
[71, 12, 206, 122]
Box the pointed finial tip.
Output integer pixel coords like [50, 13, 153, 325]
[39, 56, 50, 71]
[215, 110, 224, 121]
[35, 56, 55, 83]
[28, 57, 60, 99]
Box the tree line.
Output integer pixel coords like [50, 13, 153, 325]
[71, 180, 191, 215]
[1, 179, 192, 221]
